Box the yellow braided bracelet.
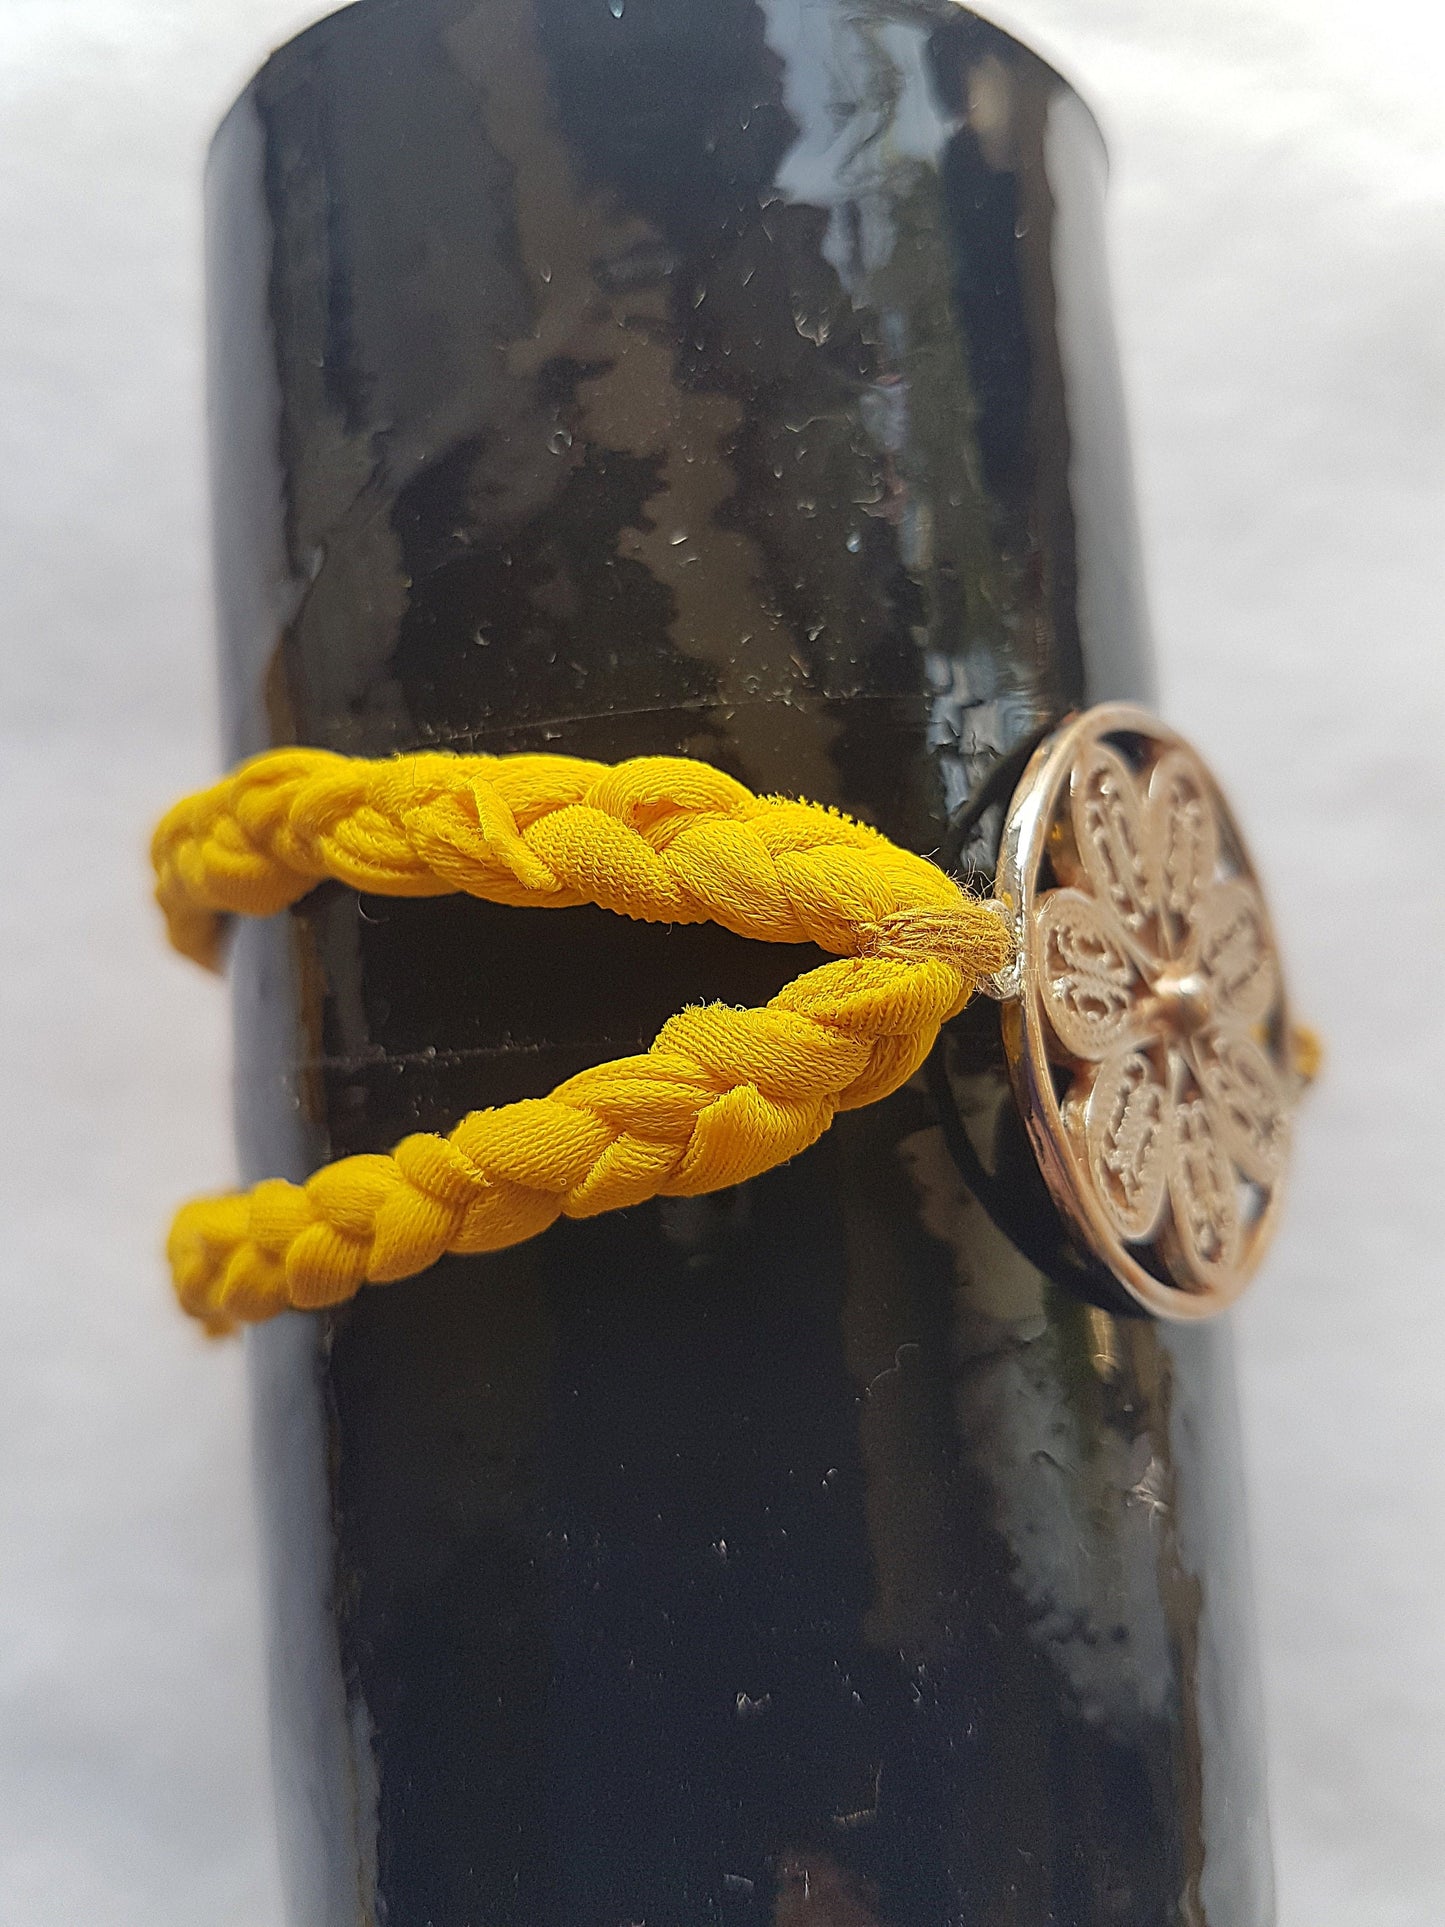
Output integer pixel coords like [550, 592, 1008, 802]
[154, 749, 1012, 1334]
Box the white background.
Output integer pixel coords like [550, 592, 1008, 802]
[1, 1, 1441, 1922]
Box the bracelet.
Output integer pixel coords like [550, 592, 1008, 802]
[154, 707, 1312, 1332]
[154, 748, 1010, 1332]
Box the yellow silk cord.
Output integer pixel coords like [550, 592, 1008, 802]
[154, 748, 1012, 1333]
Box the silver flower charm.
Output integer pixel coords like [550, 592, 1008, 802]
[998, 707, 1304, 1316]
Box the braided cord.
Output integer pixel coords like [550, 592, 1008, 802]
[156, 750, 1012, 1332]
[153, 747, 970, 967]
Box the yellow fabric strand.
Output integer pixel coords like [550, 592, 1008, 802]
[152, 748, 970, 967]
[155, 749, 1012, 1332]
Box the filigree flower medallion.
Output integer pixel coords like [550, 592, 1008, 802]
[995, 705, 1303, 1318]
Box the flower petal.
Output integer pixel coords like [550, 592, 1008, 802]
[1194, 1028, 1291, 1185]
[1036, 888, 1148, 1061]
[1148, 748, 1220, 945]
[1167, 1096, 1243, 1285]
[1193, 878, 1278, 1026]
[1083, 1049, 1172, 1243]
[1067, 743, 1159, 948]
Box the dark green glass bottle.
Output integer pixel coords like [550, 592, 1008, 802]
[209, 2, 1273, 1920]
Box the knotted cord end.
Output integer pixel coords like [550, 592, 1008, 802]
[856, 897, 1016, 990]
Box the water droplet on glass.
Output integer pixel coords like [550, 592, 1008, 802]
[539, 263, 552, 283]
[547, 428, 573, 455]
[845, 531, 861, 553]
[669, 529, 688, 546]
[1014, 215, 1029, 239]
[791, 300, 831, 346]
[608, 0, 624, 18]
